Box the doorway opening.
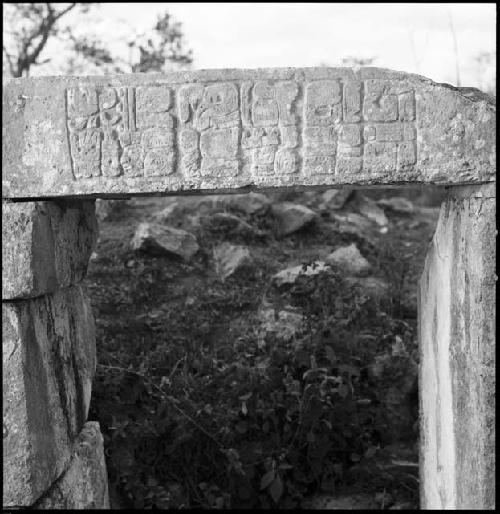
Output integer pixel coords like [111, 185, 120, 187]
[85, 185, 443, 509]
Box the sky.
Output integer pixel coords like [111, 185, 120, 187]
[99, 2, 496, 89]
[6, 3, 496, 90]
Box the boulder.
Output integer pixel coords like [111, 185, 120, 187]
[131, 222, 199, 261]
[213, 243, 252, 280]
[34, 422, 109, 509]
[273, 261, 330, 286]
[326, 243, 371, 275]
[272, 203, 317, 236]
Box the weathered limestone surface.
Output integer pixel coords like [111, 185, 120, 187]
[419, 183, 495, 509]
[2, 200, 97, 300]
[2, 68, 495, 199]
[2, 285, 96, 507]
[34, 422, 110, 509]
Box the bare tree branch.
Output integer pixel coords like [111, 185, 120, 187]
[10, 3, 80, 76]
[52, 2, 78, 22]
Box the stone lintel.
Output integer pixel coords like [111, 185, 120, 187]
[2, 67, 495, 199]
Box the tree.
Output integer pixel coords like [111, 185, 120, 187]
[129, 12, 193, 73]
[3, 3, 91, 77]
[3, 3, 193, 78]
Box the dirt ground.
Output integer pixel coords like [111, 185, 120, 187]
[85, 187, 441, 509]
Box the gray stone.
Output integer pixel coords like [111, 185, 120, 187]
[272, 202, 317, 236]
[419, 183, 495, 509]
[34, 422, 110, 509]
[325, 243, 371, 275]
[356, 194, 389, 226]
[3, 68, 494, 200]
[273, 261, 330, 286]
[377, 196, 415, 214]
[2, 285, 96, 507]
[2, 200, 97, 300]
[320, 188, 353, 210]
[213, 243, 252, 280]
[131, 222, 199, 260]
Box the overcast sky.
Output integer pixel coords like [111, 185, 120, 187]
[96, 2, 495, 88]
[8, 3, 495, 89]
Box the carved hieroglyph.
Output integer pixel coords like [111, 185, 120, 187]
[2, 68, 495, 198]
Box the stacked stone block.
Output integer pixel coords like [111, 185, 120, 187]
[2, 199, 109, 508]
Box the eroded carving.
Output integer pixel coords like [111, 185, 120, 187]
[240, 80, 300, 177]
[65, 77, 418, 182]
[177, 83, 240, 178]
[66, 85, 176, 179]
[303, 79, 417, 177]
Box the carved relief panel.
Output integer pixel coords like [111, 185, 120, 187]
[66, 86, 176, 180]
[303, 79, 417, 178]
[65, 77, 418, 183]
[177, 83, 240, 179]
[240, 81, 300, 178]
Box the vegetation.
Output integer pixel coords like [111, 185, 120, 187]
[3, 3, 192, 77]
[86, 189, 438, 509]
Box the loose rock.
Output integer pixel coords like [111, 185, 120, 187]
[326, 243, 371, 275]
[213, 243, 252, 280]
[131, 222, 199, 261]
[272, 202, 317, 236]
